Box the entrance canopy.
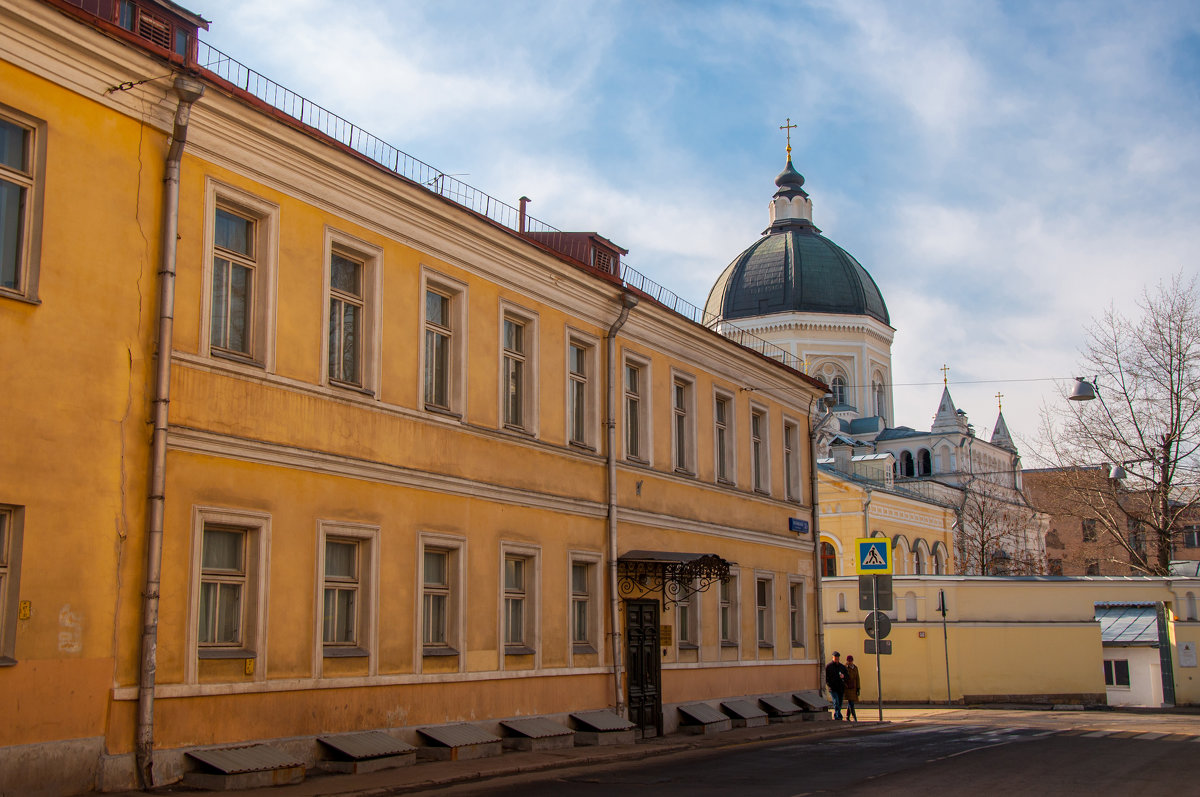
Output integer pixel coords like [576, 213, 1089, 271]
[617, 550, 732, 609]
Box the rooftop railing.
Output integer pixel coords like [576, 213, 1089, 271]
[194, 40, 807, 376]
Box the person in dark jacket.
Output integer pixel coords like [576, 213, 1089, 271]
[825, 650, 848, 720]
[844, 654, 861, 721]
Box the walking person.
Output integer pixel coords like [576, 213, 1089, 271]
[844, 654, 860, 721]
[825, 650, 848, 720]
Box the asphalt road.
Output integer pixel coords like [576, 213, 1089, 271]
[425, 722, 1200, 796]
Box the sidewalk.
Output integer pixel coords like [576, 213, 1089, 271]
[111, 717, 883, 797]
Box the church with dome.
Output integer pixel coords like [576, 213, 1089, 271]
[705, 149, 1047, 576]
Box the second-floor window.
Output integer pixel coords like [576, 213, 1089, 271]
[624, 362, 646, 460]
[751, 410, 768, 492]
[672, 377, 694, 473]
[322, 538, 360, 646]
[211, 208, 257, 356]
[784, 422, 799, 501]
[714, 395, 732, 483]
[327, 252, 363, 386]
[424, 290, 452, 409]
[502, 317, 526, 428]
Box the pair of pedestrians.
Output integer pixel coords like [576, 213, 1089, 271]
[824, 651, 860, 721]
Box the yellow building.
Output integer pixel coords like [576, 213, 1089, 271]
[0, 1, 828, 792]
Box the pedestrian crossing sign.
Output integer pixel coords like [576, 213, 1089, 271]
[855, 538, 892, 574]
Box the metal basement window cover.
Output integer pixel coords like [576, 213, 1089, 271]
[759, 695, 800, 716]
[318, 731, 416, 760]
[501, 717, 574, 739]
[678, 703, 728, 725]
[793, 690, 832, 711]
[186, 743, 304, 774]
[721, 699, 767, 719]
[418, 723, 501, 748]
[571, 709, 635, 732]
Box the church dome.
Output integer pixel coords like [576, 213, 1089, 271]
[704, 158, 890, 326]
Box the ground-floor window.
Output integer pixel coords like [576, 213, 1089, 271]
[1103, 659, 1130, 687]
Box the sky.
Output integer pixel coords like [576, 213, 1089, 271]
[194, 0, 1200, 457]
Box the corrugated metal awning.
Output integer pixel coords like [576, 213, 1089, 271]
[678, 703, 728, 725]
[759, 695, 799, 716]
[571, 709, 635, 732]
[501, 717, 574, 739]
[1096, 604, 1159, 645]
[318, 731, 415, 760]
[417, 723, 501, 748]
[186, 744, 304, 774]
[793, 690, 832, 711]
[721, 699, 768, 720]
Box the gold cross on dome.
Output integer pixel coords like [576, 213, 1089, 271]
[940, 364, 950, 385]
[780, 117, 797, 156]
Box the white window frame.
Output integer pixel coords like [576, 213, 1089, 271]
[418, 533, 466, 670]
[750, 406, 771, 494]
[498, 301, 539, 434]
[569, 551, 602, 657]
[788, 577, 806, 649]
[755, 573, 775, 648]
[201, 180, 279, 370]
[0, 505, 24, 665]
[1103, 658, 1131, 688]
[713, 389, 736, 485]
[420, 269, 468, 417]
[186, 506, 271, 684]
[314, 521, 378, 676]
[565, 330, 600, 449]
[500, 542, 540, 664]
[783, 418, 801, 502]
[622, 352, 652, 464]
[677, 580, 700, 650]
[0, 106, 45, 303]
[322, 229, 382, 394]
[671, 370, 696, 475]
[719, 570, 740, 646]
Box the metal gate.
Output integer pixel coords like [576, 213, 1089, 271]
[625, 599, 662, 737]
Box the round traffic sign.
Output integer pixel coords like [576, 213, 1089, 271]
[864, 610, 892, 640]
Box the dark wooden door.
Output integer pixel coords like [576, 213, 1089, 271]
[625, 599, 662, 737]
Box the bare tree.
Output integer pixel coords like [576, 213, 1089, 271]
[956, 474, 1044, 575]
[1037, 273, 1200, 575]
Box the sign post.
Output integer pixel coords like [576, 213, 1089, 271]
[855, 538, 893, 721]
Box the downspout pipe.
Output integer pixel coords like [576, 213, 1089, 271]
[605, 291, 637, 717]
[137, 76, 205, 789]
[808, 395, 833, 694]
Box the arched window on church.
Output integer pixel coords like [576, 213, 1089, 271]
[831, 375, 848, 407]
[933, 543, 947, 575]
[873, 376, 887, 421]
[821, 542, 838, 576]
[918, 449, 932, 476]
[900, 451, 915, 478]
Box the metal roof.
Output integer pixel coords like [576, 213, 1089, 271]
[571, 709, 635, 732]
[318, 731, 415, 760]
[678, 703, 729, 725]
[721, 699, 768, 720]
[758, 695, 800, 716]
[500, 717, 574, 739]
[417, 723, 501, 748]
[186, 744, 304, 774]
[1096, 604, 1159, 646]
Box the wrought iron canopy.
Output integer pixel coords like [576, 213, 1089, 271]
[617, 550, 732, 609]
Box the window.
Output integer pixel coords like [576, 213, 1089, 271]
[623, 356, 650, 461]
[420, 534, 464, 659]
[422, 271, 467, 415]
[566, 335, 598, 447]
[672, 374, 695, 473]
[677, 586, 699, 648]
[502, 548, 538, 655]
[1085, 560, 1101, 576]
[189, 508, 268, 680]
[714, 393, 734, 484]
[0, 505, 24, 664]
[1103, 659, 1130, 688]
[324, 232, 381, 392]
[719, 574, 738, 645]
[756, 576, 773, 646]
[500, 305, 538, 432]
[1082, 518, 1098, 543]
[831, 375, 847, 406]
[918, 449, 932, 476]
[751, 408, 769, 493]
[783, 421, 800, 501]
[317, 521, 377, 665]
[570, 557, 599, 653]
[873, 375, 887, 421]
[1048, 558, 1063, 576]
[0, 110, 43, 301]
[1183, 527, 1200, 549]
[205, 183, 277, 367]
[789, 579, 805, 647]
[821, 541, 837, 577]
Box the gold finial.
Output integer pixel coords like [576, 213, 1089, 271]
[996, 392, 1004, 412]
[940, 364, 950, 385]
[780, 117, 797, 159]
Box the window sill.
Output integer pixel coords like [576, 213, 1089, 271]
[198, 647, 257, 660]
[753, 489, 772, 497]
[0, 289, 39, 306]
[422, 645, 460, 657]
[424, 404, 463, 420]
[625, 457, 651, 468]
[720, 641, 739, 649]
[573, 643, 598, 655]
[505, 645, 536, 656]
[211, 348, 264, 368]
[502, 424, 536, 438]
[329, 380, 375, 398]
[758, 642, 774, 650]
[323, 646, 369, 658]
[674, 468, 696, 478]
[0, 656, 16, 667]
[569, 441, 598, 454]
[791, 643, 806, 650]
[677, 642, 699, 651]
[716, 477, 736, 487]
